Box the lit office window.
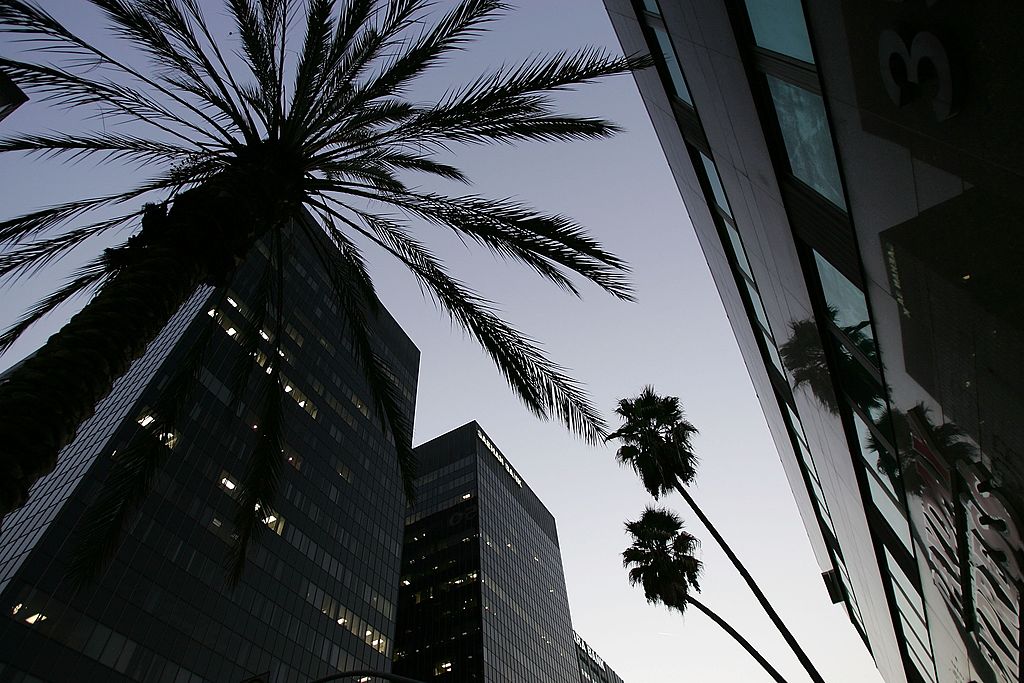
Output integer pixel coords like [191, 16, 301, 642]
[743, 0, 815, 63]
[652, 25, 693, 105]
[766, 76, 845, 208]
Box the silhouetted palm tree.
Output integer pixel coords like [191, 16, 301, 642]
[623, 506, 787, 683]
[0, 0, 648, 575]
[608, 387, 823, 683]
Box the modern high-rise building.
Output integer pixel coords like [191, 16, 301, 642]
[603, 2, 1023, 683]
[0, 223, 420, 682]
[574, 631, 626, 683]
[392, 422, 578, 682]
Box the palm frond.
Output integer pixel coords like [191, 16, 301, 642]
[0, 57, 217, 149]
[67, 305, 221, 581]
[381, 192, 634, 300]
[228, 373, 285, 583]
[312, 199, 608, 444]
[300, 214, 417, 499]
[0, 131, 198, 165]
[284, 0, 335, 141]
[67, 426, 170, 583]
[348, 0, 504, 107]
[0, 255, 111, 355]
[0, 0, 239, 146]
[0, 216, 135, 283]
[227, 0, 279, 122]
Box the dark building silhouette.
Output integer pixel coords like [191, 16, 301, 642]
[574, 631, 625, 683]
[0, 70, 27, 123]
[392, 422, 577, 682]
[604, 1, 1024, 682]
[0, 223, 419, 683]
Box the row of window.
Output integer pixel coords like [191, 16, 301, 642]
[726, 3, 941, 680]
[640, 4, 946, 675]
[639, 0, 868, 635]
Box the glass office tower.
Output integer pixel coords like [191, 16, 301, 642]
[0, 223, 419, 682]
[603, 2, 1023, 683]
[574, 631, 625, 683]
[392, 422, 577, 682]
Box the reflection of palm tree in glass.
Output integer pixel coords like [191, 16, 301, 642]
[622, 507, 787, 683]
[780, 309, 883, 416]
[868, 405, 975, 495]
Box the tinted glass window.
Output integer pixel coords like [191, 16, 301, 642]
[724, 223, 752, 279]
[642, 0, 661, 14]
[743, 0, 815, 63]
[766, 76, 845, 208]
[700, 153, 732, 217]
[813, 251, 875, 347]
[653, 25, 692, 104]
[744, 278, 772, 336]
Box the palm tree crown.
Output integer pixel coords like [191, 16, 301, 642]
[622, 506, 702, 612]
[605, 385, 697, 498]
[0, 0, 649, 575]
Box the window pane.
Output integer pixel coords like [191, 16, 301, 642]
[885, 548, 925, 618]
[743, 0, 815, 63]
[762, 329, 786, 375]
[724, 223, 753, 278]
[700, 153, 732, 217]
[867, 472, 913, 553]
[652, 25, 692, 104]
[813, 251, 874, 345]
[744, 278, 772, 335]
[852, 411, 898, 498]
[766, 76, 845, 208]
[641, 0, 661, 14]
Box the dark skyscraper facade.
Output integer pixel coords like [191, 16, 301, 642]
[604, 2, 1023, 683]
[574, 631, 625, 683]
[393, 422, 577, 683]
[0, 224, 419, 683]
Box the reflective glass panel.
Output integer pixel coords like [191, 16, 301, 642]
[642, 0, 661, 14]
[766, 76, 845, 208]
[884, 548, 925, 618]
[724, 223, 753, 279]
[700, 153, 732, 217]
[744, 278, 772, 335]
[652, 25, 693, 104]
[852, 411, 897, 498]
[866, 472, 913, 553]
[743, 0, 815, 63]
[762, 329, 786, 375]
[813, 251, 874, 345]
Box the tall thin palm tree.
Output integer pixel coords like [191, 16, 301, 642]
[608, 387, 824, 683]
[623, 506, 788, 683]
[0, 0, 649, 568]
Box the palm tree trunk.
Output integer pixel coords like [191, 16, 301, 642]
[0, 242, 206, 525]
[685, 596, 789, 683]
[676, 485, 824, 683]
